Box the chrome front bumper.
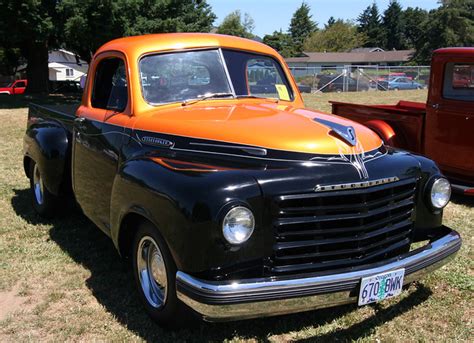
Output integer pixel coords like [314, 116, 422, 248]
[176, 228, 461, 322]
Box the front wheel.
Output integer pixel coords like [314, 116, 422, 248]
[29, 160, 58, 217]
[132, 221, 195, 328]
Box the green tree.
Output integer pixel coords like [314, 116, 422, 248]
[357, 3, 385, 48]
[415, 0, 474, 63]
[60, 0, 216, 63]
[382, 0, 407, 50]
[0, 47, 23, 78]
[325, 16, 336, 29]
[303, 20, 367, 52]
[0, 0, 61, 93]
[403, 7, 428, 49]
[289, 2, 317, 55]
[216, 10, 254, 39]
[262, 30, 296, 57]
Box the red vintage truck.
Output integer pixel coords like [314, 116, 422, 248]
[0, 79, 27, 95]
[331, 48, 474, 195]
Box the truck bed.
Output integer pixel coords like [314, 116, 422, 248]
[330, 100, 426, 153]
[29, 103, 79, 132]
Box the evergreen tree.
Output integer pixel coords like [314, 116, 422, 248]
[404, 7, 429, 48]
[263, 30, 296, 57]
[382, 0, 407, 50]
[325, 17, 336, 29]
[415, 0, 474, 63]
[357, 3, 385, 48]
[216, 10, 254, 39]
[289, 2, 317, 55]
[304, 20, 366, 52]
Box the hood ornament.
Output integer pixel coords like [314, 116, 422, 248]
[314, 118, 357, 146]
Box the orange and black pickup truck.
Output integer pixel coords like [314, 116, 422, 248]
[331, 48, 474, 196]
[23, 34, 461, 326]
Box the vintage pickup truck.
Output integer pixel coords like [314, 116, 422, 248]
[23, 34, 461, 326]
[331, 48, 474, 196]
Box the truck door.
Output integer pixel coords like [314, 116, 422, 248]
[72, 53, 131, 232]
[425, 57, 474, 182]
[13, 80, 27, 94]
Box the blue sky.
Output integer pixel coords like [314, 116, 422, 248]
[207, 0, 440, 37]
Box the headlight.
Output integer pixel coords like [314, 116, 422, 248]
[430, 177, 451, 209]
[222, 206, 255, 244]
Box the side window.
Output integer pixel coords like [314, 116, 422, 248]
[91, 58, 128, 111]
[443, 63, 474, 101]
[15, 81, 26, 88]
[246, 58, 289, 99]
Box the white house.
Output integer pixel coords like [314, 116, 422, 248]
[48, 49, 88, 82]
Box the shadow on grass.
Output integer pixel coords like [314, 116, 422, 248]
[0, 94, 81, 109]
[12, 188, 433, 342]
[451, 193, 474, 207]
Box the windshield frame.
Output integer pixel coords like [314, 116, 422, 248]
[138, 47, 295, 107]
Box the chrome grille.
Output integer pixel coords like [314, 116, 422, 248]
[271, 178, 417, 275]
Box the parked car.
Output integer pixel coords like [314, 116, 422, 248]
[332, 48, 474, 196]
[0, 79, 27, 95]
[318, 75, 369, 92]
[24, 34, 461, 327]
[297, 83, 312, 93]
[377, 76, 424, 91]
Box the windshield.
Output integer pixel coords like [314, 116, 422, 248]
[139, 48, 293, 105]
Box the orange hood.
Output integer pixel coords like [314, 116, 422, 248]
[133, 102, 383, 155]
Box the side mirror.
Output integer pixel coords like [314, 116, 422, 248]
[80, 75, 87, 89]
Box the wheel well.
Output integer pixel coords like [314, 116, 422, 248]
[118, 212, 150, 259]
[23, 156, 33, 178]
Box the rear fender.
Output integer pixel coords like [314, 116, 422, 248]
[365, 119, 402, 147]
[23, 122, 70, 195]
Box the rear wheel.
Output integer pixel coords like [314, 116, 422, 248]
[132, 221, 195, 328]
[29, 161, 58, 217]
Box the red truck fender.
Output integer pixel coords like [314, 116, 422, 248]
[364, 119, 398, 146]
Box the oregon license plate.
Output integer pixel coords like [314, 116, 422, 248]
[358, 269, 405, 306]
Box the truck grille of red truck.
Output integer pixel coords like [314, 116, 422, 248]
[271, 178, 417, 275]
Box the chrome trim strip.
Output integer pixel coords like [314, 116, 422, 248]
[218, 48, 236, 97]
[189, 142, 267, 156]
[176, 229, 461, 321]
[314, 176, 400, 192]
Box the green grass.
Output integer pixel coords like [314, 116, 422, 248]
[0, 90, 472, 342]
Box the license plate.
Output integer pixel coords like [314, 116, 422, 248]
[358, 269, 405, 306]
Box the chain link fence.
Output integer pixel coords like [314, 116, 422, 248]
[289, 65, 430, 93]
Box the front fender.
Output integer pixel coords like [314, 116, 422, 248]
[110, 156, 266, 276]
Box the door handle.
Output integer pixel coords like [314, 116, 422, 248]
[430, 103, 439, 110]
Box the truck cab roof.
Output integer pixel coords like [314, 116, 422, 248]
[96, 33, 278, 59]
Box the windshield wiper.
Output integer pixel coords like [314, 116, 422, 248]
[235, 95, 279, 102]
[182, 92, 235, 106]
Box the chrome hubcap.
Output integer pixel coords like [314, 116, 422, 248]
[33, 164, 44, 205]
[137, 236, 168, 308]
